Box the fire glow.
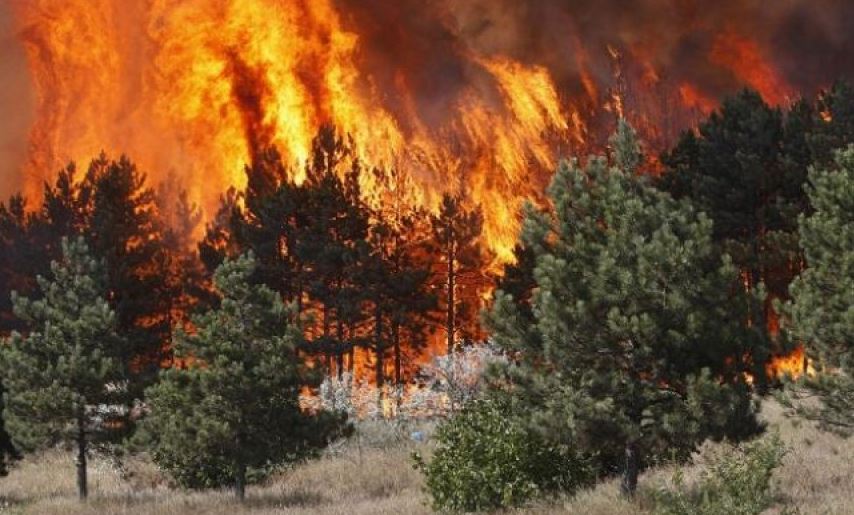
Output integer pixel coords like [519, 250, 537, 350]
[9, 0, 851, 260]
[5, 0, 852, 380]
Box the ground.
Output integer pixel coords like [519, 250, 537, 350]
[0, 401, 851, 514]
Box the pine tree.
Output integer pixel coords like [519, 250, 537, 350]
[809, 81, 854, 166]
[660, 91, 811, 381]
[361, 167, 436, 398]
[486, 123, 762, 497]
[141, 253, 345, 501]
[155, 186, 207, 366]
[234, 147, 303, 305]
[430, 194, 484, 354]
[82, 155, 166, 384]
[660, 90, 805, 301]
[781, 146, 854, 436]
[0, 195, 43, 335]
[228, 129, 373, 375]
[299, 127, 370, 375]
[0, 237, 125, 500]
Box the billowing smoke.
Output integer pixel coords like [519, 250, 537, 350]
[339, 0, 854, 105]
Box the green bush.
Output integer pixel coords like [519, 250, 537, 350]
[413, 398, 595, 512]
[648, 433, 787, 515]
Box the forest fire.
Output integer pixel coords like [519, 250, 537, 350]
[2, 4, 854, 510]
[2, 0, 853, 384]
[6, 1, 854, 262]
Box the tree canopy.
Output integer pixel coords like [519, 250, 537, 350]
[141, 253, 347, 500]
[487, 122, 763, 496]
[0, 237, 125, 499]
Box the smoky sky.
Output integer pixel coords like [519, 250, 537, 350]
[336, 0, 854, 99]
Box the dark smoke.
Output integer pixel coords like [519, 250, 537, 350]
[337, 0, 854, 112]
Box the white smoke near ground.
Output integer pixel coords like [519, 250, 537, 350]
[301, 343, 507, 421]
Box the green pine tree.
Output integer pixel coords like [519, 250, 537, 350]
[0, 194, 44, 335]
[660, 90, 805, 303]
[0, 237, 125, 500]
[486, 122, 762, 497]
[780, 146, 854, 436]
[141, 252, 346, 501]
[299, 127, 371, 375]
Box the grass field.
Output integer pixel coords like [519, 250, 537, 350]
[0, 401, 851, 514]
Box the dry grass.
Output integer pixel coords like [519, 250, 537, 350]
[1, 401, 851, 514]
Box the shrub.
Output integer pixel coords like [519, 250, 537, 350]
[648, 433, 787, 515]
[413, 398, 594, 512]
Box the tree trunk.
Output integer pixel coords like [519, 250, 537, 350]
[348, 344, 355, 374]
[392, 322, 401, 386]
[375, 305, 384, 414]
[336, 318, 345, 380]
[76, 418, 88, 501]
[446, 244, 455, 354]
[235, 459, 246, 502]
[620, 441, 639, 498]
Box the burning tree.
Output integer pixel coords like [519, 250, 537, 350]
[360, 166, 436, 396]
[430, 193, 485, 354]
[0, 237, 126, 500]
[486, 122, 762, 497]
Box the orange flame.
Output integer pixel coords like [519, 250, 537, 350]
[767, 345, 814, 380]
[679, 83, 716, 114]
[9, 0, 576, 264]
[710, 30, 793, 105]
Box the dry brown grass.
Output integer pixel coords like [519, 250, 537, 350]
[1, 401, 851, 514]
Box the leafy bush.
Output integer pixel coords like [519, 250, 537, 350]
[648, 433, 787, 515]
[413, 398, 594, 512]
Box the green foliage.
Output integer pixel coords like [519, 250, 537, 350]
[780, 146, 854, 436]
[648, 433, 787, 515]
[81, 155, 171, 384]
[660, 90, 809, 368]
[0, 237, 125, 452]
[1, 154, 187, 396]
[0, 381, 19, 476]
[0, 237, 125, 498]
[201, 128, 439, 380]
[414, 398, 594, 512]
[140, 253, 347, 498]
[487, 122, 762, 496]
